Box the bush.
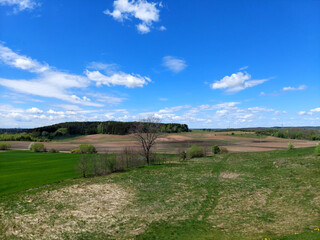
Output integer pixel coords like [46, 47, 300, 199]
[0, 142, 11, 150]
[78, 144, 97, 153]
[71, 144, 97, 154]
[29, 143, 46, 152]
[187, 145, 205, 159]
[179, 150, 187, 161]
[287, 142, 295, 150]
[48, 148, 59, 153]
[315, 142, 320, 156]
[212, 145, 220, 154]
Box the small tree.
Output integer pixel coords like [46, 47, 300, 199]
[78, 155, 90, 178]
[131, 117, 163, 165]
[212, 145, 220, 154]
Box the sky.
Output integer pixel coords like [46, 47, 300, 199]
[0, 0, 319, 129]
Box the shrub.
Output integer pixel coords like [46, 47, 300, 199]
[212, 145, 220, 154]
[179, 150, 187, 161]
[187, 145, 205, 159]
[78, 144, 97, 153]
[287, 142, 294, 150]
[0, 142, 11, 150]
[315, 142, 320, 156]
[29, 143, 46, 152]
[71, 144, 96, 154]
[48, 148, 59, 153]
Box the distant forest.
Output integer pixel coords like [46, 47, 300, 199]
[28, 121, 189, 135]
[0, 121, 189, 141]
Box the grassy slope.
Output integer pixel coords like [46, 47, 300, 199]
[0, 148, 319, 239]
[0, 151, 81, 196]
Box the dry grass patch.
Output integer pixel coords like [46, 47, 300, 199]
[219, 172, 240, 179]
[1, 182, 133, 239]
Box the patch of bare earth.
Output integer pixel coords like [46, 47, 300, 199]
[1, 182, 134, 239]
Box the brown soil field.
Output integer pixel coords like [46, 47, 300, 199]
[6, 132, 318, 153]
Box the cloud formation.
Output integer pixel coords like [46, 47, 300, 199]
[162, 56, 187, 73]
[0, 0, 37, 12]
[104, 0, 162, 34]
[283, 85, 307, 91]
[210, 71, 269, 93]
[85, 70, 151, 88]
[0, 44, 147, 106]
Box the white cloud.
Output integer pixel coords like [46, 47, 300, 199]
[310, 107, 320, 113]
[0, 73, 101, 106]
[158, 105, 190, 113]
[87, 62, 118, 73]
[137, 23, 150, 33]
[162, 56, 187, 73]
[159, 25, 166, 31]
[0, 0, 37, 12]
[47, 109, 64, 115]
[298, 111, 307, 115]
[0, 44, 96, 106]
[239, 66, 248, 70]
[26, 107, 42, 113]
[248, 107, 274, 113]
[0, 44, 49, 72]
[85, 70, 151, 88]
[0, 44, 145, 106]
[283, 85, 307, 91]
[210, 71, 269, 93]
[104, 0, 163, 34]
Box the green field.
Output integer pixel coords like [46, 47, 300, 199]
[0, 151, 81, 196]
[0, 148, 319, 239]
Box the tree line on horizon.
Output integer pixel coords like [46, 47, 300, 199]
[27, 121, 189, 137]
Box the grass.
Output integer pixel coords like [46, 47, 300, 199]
[0, 150, 81, 196]
[0, 148, 319, 239]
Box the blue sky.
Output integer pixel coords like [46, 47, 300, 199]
[0, 0, 319, 128]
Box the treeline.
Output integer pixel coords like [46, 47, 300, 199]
[256, 128, 320, 141]
[0, 128, 25, 134]
[27, 121, 189, 136]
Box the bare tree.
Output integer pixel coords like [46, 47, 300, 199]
[131, 117, 163, 165]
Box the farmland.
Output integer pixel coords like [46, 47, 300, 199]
[0, 151, 81, 196]
[5, 131, 318, 154]
[0, 147, 319, 239]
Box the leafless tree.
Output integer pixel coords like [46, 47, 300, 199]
[131, 117, 163, 165]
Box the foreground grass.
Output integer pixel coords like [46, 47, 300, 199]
[0, 150, 81, 196]
[0, 148, 319, 239]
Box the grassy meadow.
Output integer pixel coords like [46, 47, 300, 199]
[0, 147, 319, 239]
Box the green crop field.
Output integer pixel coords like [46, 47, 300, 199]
[0, 151, 81, 196]
[0, 148, 319, 239]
